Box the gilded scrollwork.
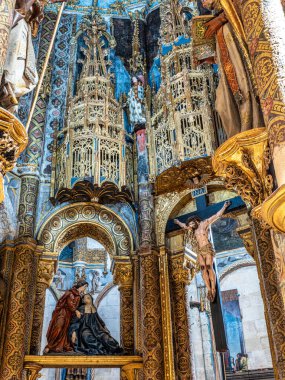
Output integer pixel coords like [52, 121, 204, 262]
[37, 203, 133, 256]
[213, 128, 273, 209]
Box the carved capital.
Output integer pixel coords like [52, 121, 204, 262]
[0, 107, 28, 203]
[236, 225, 255, 257]
[212, 128, 273, 208]
[170, 253, 194, 285]
[112, 257, 133, 289]
[37, 258, 56, 288]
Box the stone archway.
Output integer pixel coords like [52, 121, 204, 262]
[30, 202, 135, 357]
[37, 202, 133, 256]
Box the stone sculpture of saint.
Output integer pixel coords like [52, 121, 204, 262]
[199, 0, 264, 137]
[174, 201, 230, 301]
[44, 280, 88, 353]
[69, 293, 123, 355]
[127, 75, 146, 131]
[0, 0, 43, 112]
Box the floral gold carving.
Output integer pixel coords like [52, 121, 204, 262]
[212, 128, 272, 208]
[0, 238, 39, 380]
[139, 249, 164, 379]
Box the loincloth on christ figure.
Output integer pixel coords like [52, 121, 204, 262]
[198, 243, 216, 258]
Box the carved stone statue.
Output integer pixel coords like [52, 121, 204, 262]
[91, 270, 101, 294]
[174, 201, 230, 301]
[0, 0, 43, 113]
[127, 75, 146, 130]
[198, 0, 264, 138]
[69, 293, 123, 355]
[44, 280, 88, 353]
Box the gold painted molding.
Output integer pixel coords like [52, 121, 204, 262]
[24, 355, 143, 368]
[260, 185, 285, 233]
[0, 107, 28, 203]
[212, 128, 272, 208]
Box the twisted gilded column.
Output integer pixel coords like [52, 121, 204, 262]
[30, 255, 56, 355]
[169, 252, 193, 380]
[112, 257, 134, 354]
[0, 238, 42, 380]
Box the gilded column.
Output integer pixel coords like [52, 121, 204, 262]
[169, 252, 193, 380]
[0, 238, 41, 380]
[252, 220, 285, 379]
[112, 257, 134, 354]
[140, 248, 164, 380]
[30, 255, 56, 355]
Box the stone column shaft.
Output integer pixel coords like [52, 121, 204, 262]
[112, 258, 134, 354]
[30, 256, 56, 355]
[18, 173, 40, 237]
[0, 238, 41, 380]
[170, 253, 193, 380]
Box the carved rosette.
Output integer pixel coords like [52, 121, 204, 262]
[213, 128, 272, 208]
[0, 238, 40, 380]
[112, 257, 134, 354]
[0, 107, 28, 203]
[30, 257, 56, 355]
[169, 253, 193, 380]
[139, 249, 164, 380]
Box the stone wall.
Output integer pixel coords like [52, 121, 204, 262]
[220, 266, 273, 369]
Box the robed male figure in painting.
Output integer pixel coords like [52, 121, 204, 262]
[175, 201, 230, 302]
[44, 280, 88, 353]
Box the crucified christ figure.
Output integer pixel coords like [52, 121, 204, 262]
[174, 201, 231, 302]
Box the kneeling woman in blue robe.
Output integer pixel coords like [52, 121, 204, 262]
[70, 293, 123, 355]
